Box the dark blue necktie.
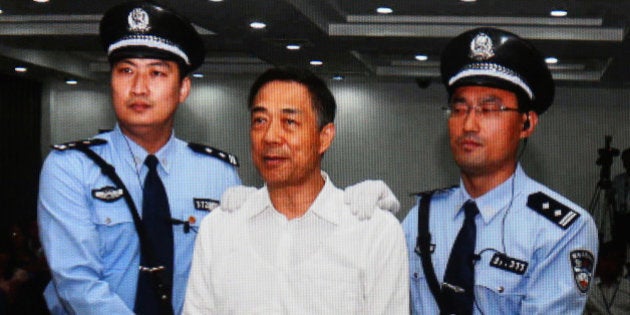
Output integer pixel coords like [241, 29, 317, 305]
[135, 154, 174, 315]
[442, 200, 479, 315]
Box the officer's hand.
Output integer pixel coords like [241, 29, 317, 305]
[344, 180, 400, 220]
[220, 186, 257, 212]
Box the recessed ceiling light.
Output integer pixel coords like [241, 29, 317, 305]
[192, 73, 204, 78]
[376, 7, 393, 14]
[310, 60, 323, 66]
[33, 0, 49, 3]
[550, 9, 568, 17]
[209, 0, 224, 2]
[460, 0, 477, 2]
[286, 44, 301, 51]
[414, 54, 428, 61]
[65, 79, 78, 85]
[14, 66, 27, 73]
[0, 9, 4, 14]
[249, 21, 266, 29]
[332, 75, 344, 81]
[545, 57, 558, 64]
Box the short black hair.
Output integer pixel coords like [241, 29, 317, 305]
[247, 67, 336, 128]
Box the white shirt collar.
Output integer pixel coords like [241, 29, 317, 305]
[246, 171, 341, 225]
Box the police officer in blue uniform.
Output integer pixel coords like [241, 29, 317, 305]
[37, 2, 241, 314]
[402, 27, 599, 314]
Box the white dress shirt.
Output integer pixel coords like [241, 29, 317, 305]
[184, 173, 409, 314]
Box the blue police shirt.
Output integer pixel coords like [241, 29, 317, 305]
[38, 125, 241, 314]
[402, 165, 598, 314]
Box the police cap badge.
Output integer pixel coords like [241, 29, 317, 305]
[440, 27, 554, 114]
[99, 1, 205, 75]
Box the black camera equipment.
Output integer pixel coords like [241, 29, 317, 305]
[589, 136, 620, 242]
[595, 135, 620, 189]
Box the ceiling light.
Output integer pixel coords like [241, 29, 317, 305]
[460, 0, 477, 2]
[310, 60, 323, 66]
[550, 9, 568, 17]
[414, 54, 428, 61]
[33, 0, 49, 3]
[286, 44, 301, 51]
[376, 7, 393, 14]
[65, 79, 78, 85]
[545, 57, 558, 64]
[249, 21, 266, 29]
[209, 0, 224, 2]
[0, 9, 3, 14]
[192, 73, 204, 78]
[14, 66, 27, 73]
[332, 75, 344, 81]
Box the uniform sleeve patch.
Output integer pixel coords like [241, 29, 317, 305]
[570, 250, 594, 293]
[526, 191, 580, 229]
[52, 138, 107, 151]
[188, 142, 239, 167]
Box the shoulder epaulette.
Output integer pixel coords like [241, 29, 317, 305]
[188, 142, 239, 167]
[526, 191, 580, 230]
[52, 138, 107, 151]
[410, 185, 458, 197]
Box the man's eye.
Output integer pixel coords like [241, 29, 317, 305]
[480, 103, 501, 112]
[451, 105, 468, 114]
[251, 117, 266, 125]
[117, 67, 133, 74]
[286, 119, 297, 125]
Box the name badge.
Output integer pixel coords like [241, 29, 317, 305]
[490, 253, 528, 275]
[193, 198, 219, 211]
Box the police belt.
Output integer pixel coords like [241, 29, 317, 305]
[73, 144, 174, 315]
[415, 190, 447, 312]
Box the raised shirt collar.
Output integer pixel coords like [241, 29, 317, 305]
[110, 124, 177, 174]
[248, 171, 340, 225]
[456, 164, 528, 224]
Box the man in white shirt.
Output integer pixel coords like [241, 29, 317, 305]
[184, 67, 409, 314]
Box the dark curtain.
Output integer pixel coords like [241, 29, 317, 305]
[0, 74, 50, 315]
[0, 74, 41, 233]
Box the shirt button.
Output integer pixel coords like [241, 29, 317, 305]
[105, 217, 111, 225]
[413, 272, 418, 279]
[497, 286, 504, 293]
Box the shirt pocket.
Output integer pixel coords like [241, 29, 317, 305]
[91, 199, 137, 267]
[474, 262, 526, 312]
[409, 253, 441, 313]
[170, 195, 218, 232]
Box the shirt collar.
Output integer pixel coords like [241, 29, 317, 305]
[248, 171, 340, 225]
[456, 164, 527, 223]
[110, 124, 177, 174]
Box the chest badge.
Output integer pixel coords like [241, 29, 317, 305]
[92, 186, 124, 202]
[193, 198, 219, 211]
[489, 253, 529, 275]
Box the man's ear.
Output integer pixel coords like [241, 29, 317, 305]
[318, 123, 336, 155]
[178, 76, 192, 104]
[520, 111, 538, 138]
